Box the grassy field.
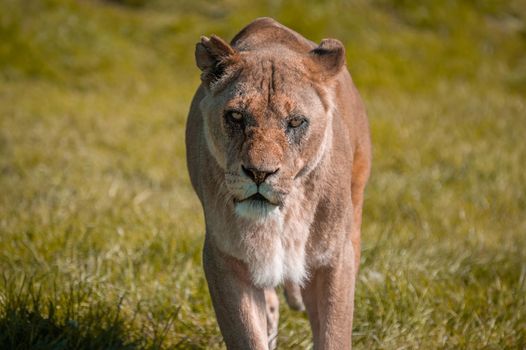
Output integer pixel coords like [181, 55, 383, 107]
[1, 0, 525, 348]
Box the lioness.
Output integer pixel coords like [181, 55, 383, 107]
[186, 17, 371, 349]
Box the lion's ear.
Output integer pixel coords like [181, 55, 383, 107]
[309, 38, 346, 77]
[195, 35, 239, 85]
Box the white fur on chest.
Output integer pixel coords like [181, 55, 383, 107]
[211, 192, 312, 288]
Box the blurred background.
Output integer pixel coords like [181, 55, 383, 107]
[0, 0, 525, 348]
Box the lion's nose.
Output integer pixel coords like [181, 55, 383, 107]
[242, 165, 279, 185]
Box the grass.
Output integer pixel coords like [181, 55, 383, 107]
[0, 0, 525, 348]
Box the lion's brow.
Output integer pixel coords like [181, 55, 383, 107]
[256, 59, 279, 105]
[268, 61, 276, 104]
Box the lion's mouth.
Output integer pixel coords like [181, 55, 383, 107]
[247, 193, 270, 202]
[237, 192, 278, 206]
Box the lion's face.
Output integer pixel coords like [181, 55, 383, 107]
[200, 51, 332, 219]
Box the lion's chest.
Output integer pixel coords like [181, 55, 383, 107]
[210, 190, 316, 288]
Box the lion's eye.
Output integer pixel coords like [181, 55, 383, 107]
[230, 111, 243, 121]
[288, 116, 306, 129]
[225, 111, 244, 125]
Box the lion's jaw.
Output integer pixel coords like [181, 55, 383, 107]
[225, 170, 290, 220]
[233, 191, 280, 221]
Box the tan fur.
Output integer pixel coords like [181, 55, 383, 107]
[186, 17, 371, 349]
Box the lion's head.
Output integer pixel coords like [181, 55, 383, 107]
[195, 23, 346, 219]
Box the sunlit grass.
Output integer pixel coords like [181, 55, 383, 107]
[1, 0, 525, 348]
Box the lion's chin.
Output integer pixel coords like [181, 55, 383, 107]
[234, 197, 280, 220]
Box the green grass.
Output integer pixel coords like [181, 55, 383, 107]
[1, 0, 525, 348]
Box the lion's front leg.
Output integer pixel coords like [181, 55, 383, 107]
[302, 240, 357, 349]
[203, 236, 270, 350]
[264, 288, 279, 350]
